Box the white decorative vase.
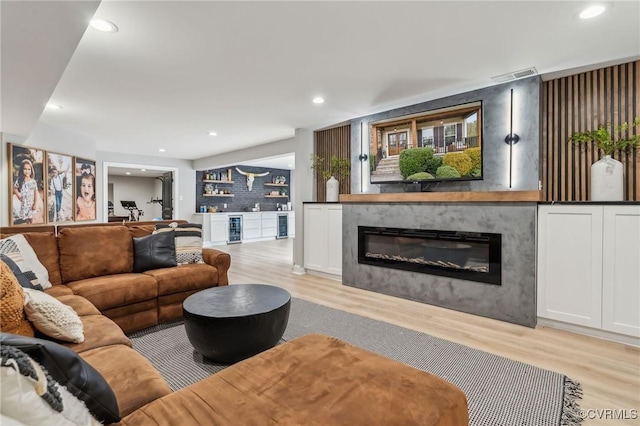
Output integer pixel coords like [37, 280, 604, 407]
[326, 176, 339, 202]
[591, 155, 623, 201]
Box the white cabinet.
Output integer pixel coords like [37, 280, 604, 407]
[602, 206, 640, 336]
[538, 205, 640, 339]
[288, 211, 295, 237]
[243, 213, 262, 241]
[304, 204, 342, 277]
[211, 214, 228, 245]
[261, 212, 277, 238]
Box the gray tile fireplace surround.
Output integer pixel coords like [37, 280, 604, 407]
[342, 203, 537, 327]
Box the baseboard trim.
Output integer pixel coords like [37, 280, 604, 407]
[305, 269, 342, 282]
[537, 317, 640, 347]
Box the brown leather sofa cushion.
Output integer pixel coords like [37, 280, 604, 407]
[21, 232, 63, 286]
[55, 295, 101, 316]
[144, 263, 218, 296]
[120, 334, 469, 426]
[63, 315, 132, 353]
[67, 273, 157, 311]
[58, 226, 133, 282]
[80, 345, 172, 418]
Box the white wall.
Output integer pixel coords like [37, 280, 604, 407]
[1, 123, 97, 226]
[0, 121, 198, 225]
[193, 138, 296, 170]
[293, 128, 314, 272]
[109, 175, 163, 220]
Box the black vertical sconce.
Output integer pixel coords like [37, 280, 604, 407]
[359, 122, 368, 192]
[504, 88, 520, 189]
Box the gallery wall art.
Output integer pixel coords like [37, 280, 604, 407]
[6, 143, 97, 226]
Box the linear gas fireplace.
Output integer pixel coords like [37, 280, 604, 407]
[358, 226, 502, 285]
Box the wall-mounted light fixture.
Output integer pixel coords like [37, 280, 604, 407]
[504, 88, 520, 188]
[360, 122, 369, 192]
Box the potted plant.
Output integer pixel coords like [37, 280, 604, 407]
[310, 154, 351, 202]
[568, 118, 639, 201]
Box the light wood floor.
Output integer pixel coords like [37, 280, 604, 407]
[221, 238, 640, 426]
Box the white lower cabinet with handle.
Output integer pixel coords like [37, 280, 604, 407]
[537, 204, 640, 343]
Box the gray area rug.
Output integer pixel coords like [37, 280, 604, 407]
[128, 298, 583, 426]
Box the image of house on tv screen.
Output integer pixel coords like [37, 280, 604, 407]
[369, 101, 482, 184]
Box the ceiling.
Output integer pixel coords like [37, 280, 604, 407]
[2, 1, 639, 166]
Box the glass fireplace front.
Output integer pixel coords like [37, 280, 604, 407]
[358, 226, 501, 285]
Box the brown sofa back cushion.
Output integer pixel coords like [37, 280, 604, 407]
[19, 232, 63, 286]
[58, 226, 134, 282]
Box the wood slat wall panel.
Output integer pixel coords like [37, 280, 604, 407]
[542, 60, 639, 201]
[314, 125, 352, 202]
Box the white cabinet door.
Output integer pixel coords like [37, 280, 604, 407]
[326, 205, 343, 275]
[304, 205, 329, 271]
[261, 213, 277, 238]
[304, 204, 341, 276]
[211, 214, 228, 244]
[602, 206, 640, 336]
[288, 211, 295, 237]
[243, 214, 261, 240]
[537, 205, 603, 328]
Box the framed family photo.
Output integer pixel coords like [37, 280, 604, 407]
[8, 144, 46, 226]
[46, 152, 74, 223]
[74, 158, 97, 221]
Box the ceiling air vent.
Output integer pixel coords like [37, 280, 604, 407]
[491, 67, 538, 83]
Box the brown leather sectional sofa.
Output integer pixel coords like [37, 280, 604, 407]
[2, 222, 469, 425]
[1, 221, 231, 333]
[0, 221, 233, 420]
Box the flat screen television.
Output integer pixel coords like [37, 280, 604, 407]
[369, 101, 483, 186]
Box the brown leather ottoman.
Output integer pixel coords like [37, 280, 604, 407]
[120, 333, 469, 425]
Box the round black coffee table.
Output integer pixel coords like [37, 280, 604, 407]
[183, 284, 291, 363]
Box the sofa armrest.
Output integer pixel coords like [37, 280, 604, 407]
[202, 248, 231, 286]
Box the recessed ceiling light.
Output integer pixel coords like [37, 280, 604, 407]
[208, 131, 218, 136]
[140, 169, 146, 172]
[90, 18, 118, 33]
[46, 103, 63, 110]
[158, 148, 166, 152]
[312, 97, 325, 104]
[578, 4, 607, 19]
[125, 172, 131, 175]
[288, 164, 293, 168]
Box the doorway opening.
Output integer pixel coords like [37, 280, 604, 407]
[103, 162, 179, 222]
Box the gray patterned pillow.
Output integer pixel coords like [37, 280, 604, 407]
[154, 223, 204, 265]
[0, 235, 51, 289]
[1, 254, 43, 291]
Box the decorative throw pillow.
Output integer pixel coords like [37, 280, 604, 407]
[0, 343, 103, 426]
[154, 222, 204, 265]
[0, 234, 51, 289]
[0, 261, 35, 337]
[1, 254, 43, 291]
[22, 289, 84, 344]
[1, 333, 120, 424]
[133, 231, 177, 273]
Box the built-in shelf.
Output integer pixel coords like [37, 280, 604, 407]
[264, 183, 288, 187]
[203, 180, 234, 184]
[265, 195, 289, 198]
[203, 194, 234, 197]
